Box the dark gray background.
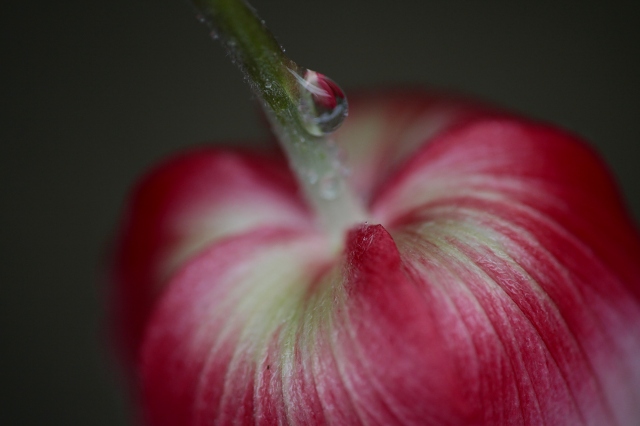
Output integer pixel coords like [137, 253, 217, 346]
[3, 1, 639, 424]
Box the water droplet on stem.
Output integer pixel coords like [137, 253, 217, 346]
[290, 69, 348, 137]
[306, 169, 319, 184]
[319, 172, 340, 199]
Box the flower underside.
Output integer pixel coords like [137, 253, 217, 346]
[113, 91, 640, 425]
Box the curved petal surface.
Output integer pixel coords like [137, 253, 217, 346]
[333, 90, 502, 205]
[112, 148, 311, 360]
[374, 114, 640, 424]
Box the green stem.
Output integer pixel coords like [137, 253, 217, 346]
[191, 0, 366, 239]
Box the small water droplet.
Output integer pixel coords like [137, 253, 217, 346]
[290, 69, 348, 137]
[306, 169, 318, 184]
[319, 172, 339, 199]
[196, 14, 206, 23]
[210, 30, 219, 40]
[265, 80, 272, 89]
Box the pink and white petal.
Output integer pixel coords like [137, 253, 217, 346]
[112, 148, 311, 361]
[374, 116, 640, 423]
[373, 117, 633, 236]
[393, 221, 622, 424]
[333, 89, 502, 204]
[373, 117, 640, 302]
[140, 227, 332, 426]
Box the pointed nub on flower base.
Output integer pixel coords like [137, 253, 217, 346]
[338, 224, 475, 424]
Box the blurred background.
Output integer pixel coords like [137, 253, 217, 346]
[3, 0, 639, 424]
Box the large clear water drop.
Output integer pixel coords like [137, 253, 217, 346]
[291, 69, 348, 137]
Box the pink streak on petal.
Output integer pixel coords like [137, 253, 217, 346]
[296, 310, 363, 425]
[254, 332, 288, 424]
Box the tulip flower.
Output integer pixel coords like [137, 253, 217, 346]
[111, 0, 640, 424]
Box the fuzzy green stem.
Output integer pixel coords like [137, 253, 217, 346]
[192, 0, 366, 238]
